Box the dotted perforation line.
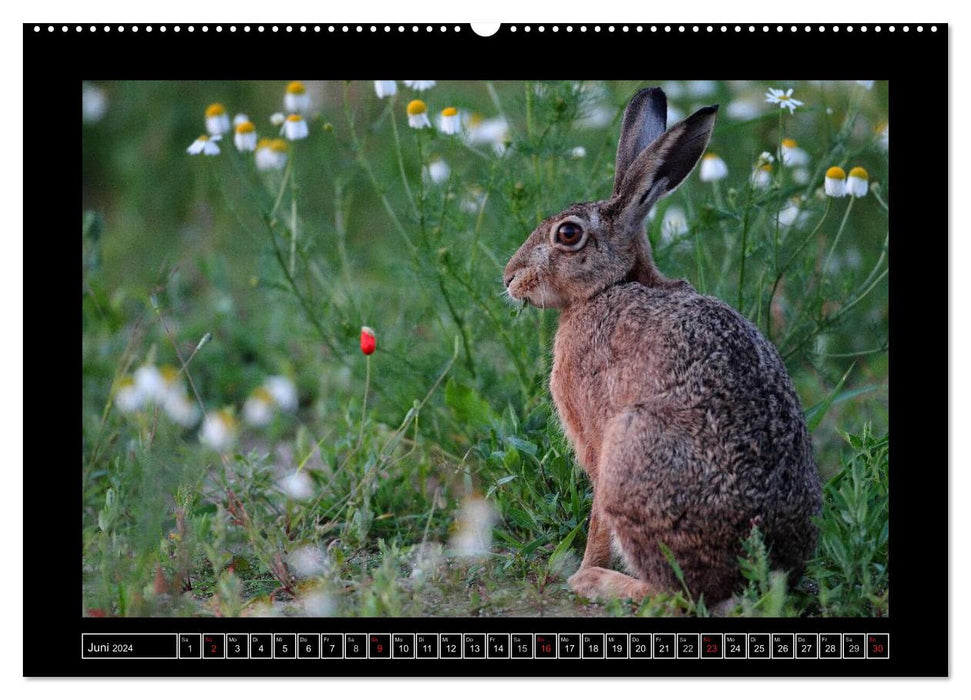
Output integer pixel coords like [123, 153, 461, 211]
[32, 23, 941, 34]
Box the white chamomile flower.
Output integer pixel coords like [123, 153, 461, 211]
[243, 387, 275, 427]
[205, 103, 231, 136]
[406, 100, 431, 129]
[279, 471, 314, 501]
[264, 375, 298, 412]
[466, 114, 509, 154]
[751, 164, 773, 190]
[164, 390, 200, 428]
[284, 81, 311, 114]
[824, 166, 847, 197]
[699, 153, 728, 182]
[569, 146, 587, 160]
[780, 138, 810, 167]
[876, 122, 889, 152]
[187, 134, 220, 156]
[114, 376, 143, 414]
[82, 82, 108, 124]
[374, 80, 397, 98]
[404, 80, 436, 91]
[133, 365, 166, 402]
[438, 107, 461, 135]
[200, 410, 238, 452]
[765, 87, 804, 115]
[777, 197, 802, 227]
[234, 120, 258, 152]
[449, 497, 497, 558]
[661, 206, 689, 243]
[255, 138, 288, 172]
[290, 546, 329, 577]
[792, 167, 811, 185]
[423, 157, 450, 186]
[269, 112, 286, 127]
[846, 166, 869, 198]
[233, 113, 250, 127]
[283, 114, 309, 140]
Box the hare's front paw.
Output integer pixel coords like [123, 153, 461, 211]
[568, 567, 603, 599]
[569, 566, 653, 601]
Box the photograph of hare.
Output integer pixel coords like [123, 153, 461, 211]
[82, 80, 888, 618]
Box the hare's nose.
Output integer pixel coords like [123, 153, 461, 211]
[503, 271, 516, 288]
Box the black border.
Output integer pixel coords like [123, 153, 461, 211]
[34, 22, 948, 677]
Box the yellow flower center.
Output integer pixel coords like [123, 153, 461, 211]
[270, 139, 289, 153]
[197, 135, 210, 142]
[256, 138, 273, 149]
[236, 121, 256, 133]
[441, 107, 458, 117]
[251, 386, 274, 403]
[781, 138, 798, 149]
[216, 409, 237, 427]
[286, 114, 303, 122]
[848, 166, 869, 180]
[119, 376, 135, 388]
[759, 164, 772, 173]
[407, 100, 428, 116]
[287, 81, 306, 95]
[161, 365, 180, 383]
[205, 103, 226, 118]
[826, 166, 846, 179]
[703, 153, 720, 161]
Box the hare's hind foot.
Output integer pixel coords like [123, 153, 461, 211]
[568, 566, 657, 602]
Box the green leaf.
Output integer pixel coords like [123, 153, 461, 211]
[444, 378, 497, 426]
[805, 363, 855, 432]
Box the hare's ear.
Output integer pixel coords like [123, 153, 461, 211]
[612, 87, 668, 197]
[612, 104, 718, 230]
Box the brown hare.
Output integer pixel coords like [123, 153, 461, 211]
[503, 87, 822, 606]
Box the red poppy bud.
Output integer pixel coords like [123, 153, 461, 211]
[360, 326, 376, 355]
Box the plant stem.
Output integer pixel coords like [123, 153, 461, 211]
[357, 354, 371, 451]
[823, 196, 855, 277]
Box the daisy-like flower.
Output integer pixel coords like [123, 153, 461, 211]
[765, 87, 804, 115]
[133, 365, 166, 402]
[780, 138, 810, 167]
[279, 471, 314, 501]
[875, 122, 889, 152]
[360, 326, 376, 356]
[751, 164, 773, 190]
[234, 120, 257, 152]
[374, 80, 397, 98]
[269, 112, 286, 127]
[423, 157, 450, 186]
[406, 100, 431, 129]
[699, 153, 728, 182]
[449, 497, 497, 558]
[243, 386, 275, 427]
[264, 375, 298, 412]
[466, 114, 510, 154]
[661, 206, 689, 242]
[200, 410, 238, 452]
[233, 113, 250, 127]
[570, 146, 587, 159]
[777, 196, 803, 227]
[187, 134, 220, 156]
[404, 80, 436, 91]
[284, 81, 311, 114]
[114, 376, 142, 414]
[255, 138, 288, 171]
[438, 107, 461, 135]
[164, 390, 200, 428]
[846, 166, 869, 198]
[283, 114, 309, 140]
[205, 103, 231, 135]
[824, 166, 847, 197]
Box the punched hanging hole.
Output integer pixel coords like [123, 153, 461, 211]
[471, 23, 501, 37]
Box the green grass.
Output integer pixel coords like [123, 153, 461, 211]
[82, 80, 889, 617]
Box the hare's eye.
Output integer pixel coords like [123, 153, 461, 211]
[555, 222, 584, 246]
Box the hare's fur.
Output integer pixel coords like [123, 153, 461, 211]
[504, 88, 822, 605]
